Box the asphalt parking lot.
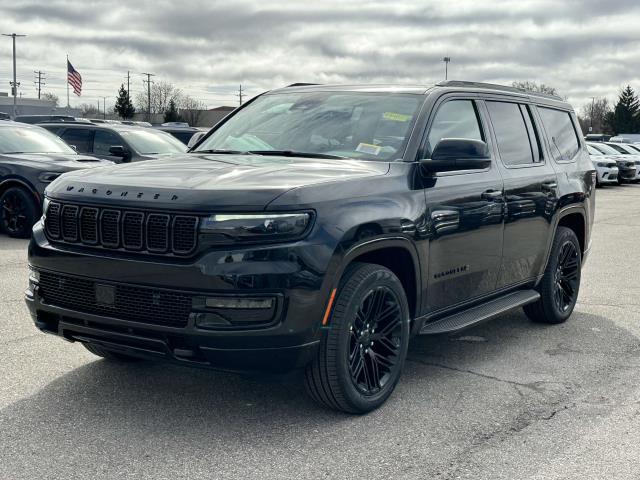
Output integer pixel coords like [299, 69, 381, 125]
[1, 185, 640, 479]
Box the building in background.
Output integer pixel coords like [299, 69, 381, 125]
[0, 92, 80, 118]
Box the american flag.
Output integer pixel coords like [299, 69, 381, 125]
[67, 60, 82, 96]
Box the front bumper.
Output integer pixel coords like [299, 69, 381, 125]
[596, 166, 618, 184]
[26, 221, 332, 373]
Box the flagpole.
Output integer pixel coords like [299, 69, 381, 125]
[66, 54, 69, 109]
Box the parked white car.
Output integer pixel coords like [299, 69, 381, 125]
[605, 142, 640, 181]
[586, 144, 619, 186]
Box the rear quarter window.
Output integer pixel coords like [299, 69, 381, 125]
[538, 107, 581, 162]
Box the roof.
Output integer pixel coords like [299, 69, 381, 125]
[269, 81, 569, 106]
[36, 122, 146, 132]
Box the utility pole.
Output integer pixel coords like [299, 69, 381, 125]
[34, 70, 45, 99]
[443, 57, 451, 81]
[2, 33, 26, 118]
[237, 84, 244, 106]
[141, 72, 155, 121]
[102, 96, 107, 119]
[126, 70, 131, 108]
[589, 97, 595, 133]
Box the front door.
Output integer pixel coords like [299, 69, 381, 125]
[422, 98, 505, 311]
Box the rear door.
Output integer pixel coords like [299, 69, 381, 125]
[422, 96, 505, 311]
[482, 99, 559, 289]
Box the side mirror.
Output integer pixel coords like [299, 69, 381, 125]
[69, 144, 78, 152]
[108, 145, 128, 156]
[420, 138, 491, 173]
[187, 131, 207, 150]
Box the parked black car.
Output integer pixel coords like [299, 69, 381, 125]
[154, 125, 204, 145]
[0, 121, 112, 237]
[26, 82, 595, 413]
[14, 114, 77, 124]
[0, 112, 10, 121]
[39, 122, 187, 163]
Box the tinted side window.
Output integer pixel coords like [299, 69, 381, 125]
[60, 128, 93, 153]
[93, 130, 123, 156]
[538, 107, 580, 162]
[486, 101, 534, 166]
[427, 100, 483, 152]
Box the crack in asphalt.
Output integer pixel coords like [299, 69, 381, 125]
[405, 357, 570, 395]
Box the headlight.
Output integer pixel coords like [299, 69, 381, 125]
[38, 172, 62, 183]
[200, 212, 312, 243]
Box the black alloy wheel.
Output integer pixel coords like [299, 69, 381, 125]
[524, 226, 581, 324]
[553, 241, 579, 313]
[305, 263, 410, 414]
[348, 286, 403, 395]
[0, 187, 38, 238]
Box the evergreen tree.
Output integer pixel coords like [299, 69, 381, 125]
[607, 85, 640, 134]
[164, 99, 182, 122]
[114, 84, 135, 119]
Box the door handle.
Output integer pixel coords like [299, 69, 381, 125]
[481, 189, 503, 200]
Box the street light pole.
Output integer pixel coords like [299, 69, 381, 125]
[443, 57, 451, 80]
[102, 97, 107, 119]
[2, 33, 26, 118]
[590, 97, 595, 133]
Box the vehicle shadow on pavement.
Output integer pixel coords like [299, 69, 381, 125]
[1, 309, 638, 478]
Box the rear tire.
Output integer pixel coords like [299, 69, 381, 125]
[524, 226, 581, 324]
[0, 186, 38, 238]
[304, 263, 410, 414]
[83, 343, 144, 363]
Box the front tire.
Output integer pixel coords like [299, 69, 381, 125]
[305, 263, 410, 414]
[524, 226, 581, 324]
[0, 187, 38, 238]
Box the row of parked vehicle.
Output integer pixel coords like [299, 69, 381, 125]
[586, 140, 640, 186]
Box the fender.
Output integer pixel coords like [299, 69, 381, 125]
[320, 235, 423, 325]
[0, 175, 41, 204]
[538, 203, 587, 277]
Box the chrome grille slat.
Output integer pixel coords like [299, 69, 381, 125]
[44, 202, 198, 256]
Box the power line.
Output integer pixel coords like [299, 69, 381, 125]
[34, 70, 45, 98]
[237, 84, 244, 106]
[141, 72, 155, 121]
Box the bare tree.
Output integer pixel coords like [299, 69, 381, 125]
[578, 97, 612, 134]
[512, 81, 559, 96]
[135, 81, 183, 115]
[78, 103, 100, 117]
[180, 95, 207, 126]
[41, 92, 59, 106]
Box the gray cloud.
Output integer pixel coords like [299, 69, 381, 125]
[1, 0, 640, 111]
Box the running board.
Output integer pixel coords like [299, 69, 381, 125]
[419, 290, 540, 335]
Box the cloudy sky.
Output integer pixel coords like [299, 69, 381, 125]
[1, 0, 640, 113]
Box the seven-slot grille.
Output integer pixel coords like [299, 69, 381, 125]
[45, 201, 198, 256]
[38, 271, 191, 327]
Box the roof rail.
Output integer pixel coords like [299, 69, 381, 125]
[286, 83, 322, 87]
[436, 80, 564, 101]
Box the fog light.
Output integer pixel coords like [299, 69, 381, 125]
[28, 266, 40, 284]
[205, 297, 274, 309]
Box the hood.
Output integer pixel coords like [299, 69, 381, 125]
[0, 152, 113, 171]
[45, 153, 390, 210]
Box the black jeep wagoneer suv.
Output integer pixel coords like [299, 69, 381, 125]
[26, 81, 595, 413]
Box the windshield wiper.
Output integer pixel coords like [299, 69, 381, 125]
[246, 150, 348, 160]
[195, 149, 246, 154]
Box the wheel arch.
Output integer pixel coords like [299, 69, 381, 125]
[540, 205, 587, 276]
[334, 237, 422, 320]
[0, 176, 40, 205]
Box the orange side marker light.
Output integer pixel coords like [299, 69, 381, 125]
[322, 288, 337, 325]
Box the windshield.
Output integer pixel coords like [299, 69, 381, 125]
[120, 129, 187, 155]
[605, 143, 632, 155]
[0, 125, 76, 154]
[589, 143, 621, 155]
[195, 91, 422, 161]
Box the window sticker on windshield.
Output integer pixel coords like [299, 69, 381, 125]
[383, 112, 411, 122]
[356, 142, 382, 155]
